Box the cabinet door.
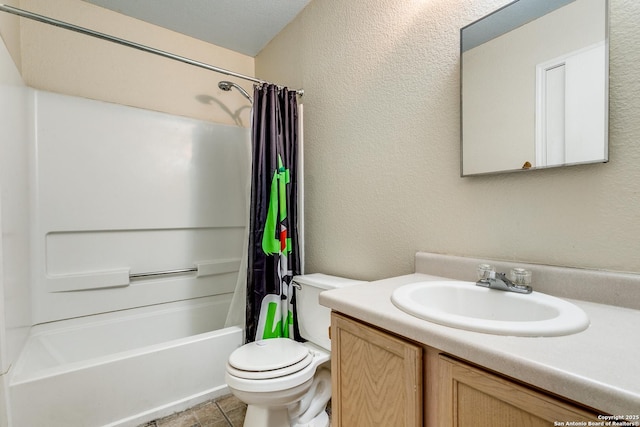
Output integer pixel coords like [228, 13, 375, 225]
[439, 355, 601, 427]
[331, 313, 422, 427]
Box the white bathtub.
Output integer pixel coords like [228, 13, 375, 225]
[9, 295, 243, 427]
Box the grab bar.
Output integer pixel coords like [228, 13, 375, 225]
[130, 267, 197, 279]
[47, 259, 242, 292]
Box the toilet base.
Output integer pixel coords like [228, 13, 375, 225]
[231, 377, 313, 427]
[292, 410, 330, 427]
[242, 404, 330, 427]
[289, 368, 332, 427]
[234, 369, 332, 427]
[243, 405, 291, 427]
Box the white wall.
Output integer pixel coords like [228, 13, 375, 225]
[0, 35, 31, 427]
[256, 0, 640, 280]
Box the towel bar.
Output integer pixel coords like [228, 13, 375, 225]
[47, 259, 241, 292]
[129, 267, 197, 279]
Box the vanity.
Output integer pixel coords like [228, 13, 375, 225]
[320, 253, 640, 426]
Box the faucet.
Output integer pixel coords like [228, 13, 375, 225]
[476, 271, 533, 294]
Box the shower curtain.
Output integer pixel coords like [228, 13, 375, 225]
[245, 84, 301, 343]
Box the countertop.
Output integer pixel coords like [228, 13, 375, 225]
[319, 272, 640, 416]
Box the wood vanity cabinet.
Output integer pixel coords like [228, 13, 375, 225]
[330, 312, 423, 427]
[331, 312, 602, 427]
[437, 355, 601, 427]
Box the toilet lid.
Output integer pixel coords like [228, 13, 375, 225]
[228, 338, 310, 372]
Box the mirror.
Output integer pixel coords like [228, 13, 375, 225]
[461, 0, 608, 176]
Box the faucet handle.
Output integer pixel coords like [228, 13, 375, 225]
[509, 268, 532, 287]
[477, 264, 495, 280]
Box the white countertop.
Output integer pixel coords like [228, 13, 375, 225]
[320, 272, 640, 415]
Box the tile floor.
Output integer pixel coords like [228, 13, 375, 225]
[139, 394, 331, 427]
[138, 394, 247, 427]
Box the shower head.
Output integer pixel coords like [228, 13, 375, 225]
[217, 81, 233, 91]
[218, 81, 253, 104]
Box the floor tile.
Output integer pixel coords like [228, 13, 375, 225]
[192, 401, 230, 426]
[139, 395, 244, 427]
[222, 405, 247, 427]
[215, 395, 246, 415]
[141, 393, 329, 427]
[155, 410, 200, 427]
[216, 395, 247, 427]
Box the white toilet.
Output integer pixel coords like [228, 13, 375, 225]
[225, 273, 365, 427]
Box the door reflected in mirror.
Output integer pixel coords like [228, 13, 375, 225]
[461, 0, 608, 176]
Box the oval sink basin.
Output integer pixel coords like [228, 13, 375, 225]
[391, 281, 589, 337]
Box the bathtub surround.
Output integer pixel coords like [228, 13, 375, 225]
[30, 90, 250, 323]
[0, 29, 30, 427]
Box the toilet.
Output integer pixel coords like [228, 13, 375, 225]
[225, 273, 365, 427]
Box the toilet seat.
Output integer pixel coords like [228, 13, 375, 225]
[227, 353, 314, 380]
[225, 341, 330, 394]
[227, 338, 313, 380]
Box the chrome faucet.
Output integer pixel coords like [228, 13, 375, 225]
[476, 271, 533, 294]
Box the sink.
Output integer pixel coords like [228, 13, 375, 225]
[391, 281, 589, 337]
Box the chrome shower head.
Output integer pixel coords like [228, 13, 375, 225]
[218, 81, 253, 104]
[218, 81, 233, 91]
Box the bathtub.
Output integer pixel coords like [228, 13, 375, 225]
[9, 295, 243, 427]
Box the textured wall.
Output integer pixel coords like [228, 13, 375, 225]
[257, 0, 640, 280]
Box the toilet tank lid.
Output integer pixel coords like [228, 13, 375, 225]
[292, 273, 366, 290]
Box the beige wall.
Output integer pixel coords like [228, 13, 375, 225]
[257, 0, 640, 280]
[0, 0, 21, 71]
[1, 0, 255, 126]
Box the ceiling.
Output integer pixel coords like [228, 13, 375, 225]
[82, 0, 312, 57]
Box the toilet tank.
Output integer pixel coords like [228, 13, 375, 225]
[293, 273, 366, 351]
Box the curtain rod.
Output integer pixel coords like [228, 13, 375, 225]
[0, 4, 304, 96]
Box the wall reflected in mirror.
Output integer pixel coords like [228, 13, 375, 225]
[461, 0, 608, 176]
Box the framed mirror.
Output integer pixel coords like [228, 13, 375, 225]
[460, 0, 608, 176]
